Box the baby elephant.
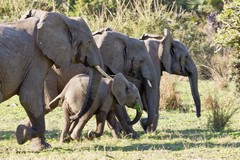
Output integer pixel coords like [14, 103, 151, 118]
[49, 73, 143, 142]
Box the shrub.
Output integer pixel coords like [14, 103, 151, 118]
[205, 93, 239, 132]
[200, 52, 231, 88]
[160, 73, 183, 111]
[214, 0, 240, 92]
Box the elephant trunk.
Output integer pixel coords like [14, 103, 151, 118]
[144, 80, 157, 126]
[139, 63, 158, 131]
[187, 59, 201, 117]
[70, 66, 103, 120]
[127, 102, 143, 125]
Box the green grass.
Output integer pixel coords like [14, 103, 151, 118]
[0, 81, 240, 160]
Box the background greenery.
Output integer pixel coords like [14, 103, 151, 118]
[0, 0, 240, 159]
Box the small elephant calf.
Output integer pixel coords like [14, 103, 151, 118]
[49, 73, 143, 142]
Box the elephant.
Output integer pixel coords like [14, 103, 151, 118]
[0, 10, 108, 151]
[139, 29, 201, 131]
[70, 29, 158, 136]
[49, 73, 143, 142]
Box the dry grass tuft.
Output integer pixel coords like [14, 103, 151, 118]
[160, 73, 183, 111]
[205, 93, 239, 132]
[200, 53, 231, 89]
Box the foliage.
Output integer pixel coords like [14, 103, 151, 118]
[214, 0, 240, 92]
[205, 93, 239, 132]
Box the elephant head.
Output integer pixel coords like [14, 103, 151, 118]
[22, 10, 110, 120]
[140, 30, 201, 118]
[112, 73, 143, 125]
[93, 29, 158, 130]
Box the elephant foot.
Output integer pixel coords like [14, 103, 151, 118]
[30, 137, 51, 152]
[140, 118, 148, 132]
[70, 132, 81, 141]
[140, 118, 155, 133]
[124, 132, 139, 139]
[16, 124, 32, 144]
[60, 136, 72, 143]
[87, 131, 96, 140]
[111, 131, 121, 139]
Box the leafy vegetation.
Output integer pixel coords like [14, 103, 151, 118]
[214, 0, 240, 92]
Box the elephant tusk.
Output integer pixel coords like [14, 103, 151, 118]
[147, 79, 152, 88]
[95, 65, 113, 80]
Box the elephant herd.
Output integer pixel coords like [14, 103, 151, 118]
[0, 10, 201, 151]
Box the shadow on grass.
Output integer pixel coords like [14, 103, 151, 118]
[92, 129, 240, 151]
[1, 128, 240, 152]
[0, 131, 15, 140]
[0, 129, 61, 141]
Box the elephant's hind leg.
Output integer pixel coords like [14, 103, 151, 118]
[70, 111, 93, 141]
[60, 101, 72, 143]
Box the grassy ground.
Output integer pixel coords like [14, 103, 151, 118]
[0, 81, 240, 160]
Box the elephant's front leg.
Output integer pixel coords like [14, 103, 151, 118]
[16, 108, 50, 151]
[16, 69, 51, 151]
[106, 110, 122, 139]
[114, 104, 139, 139]
[87, 110, 107, 140]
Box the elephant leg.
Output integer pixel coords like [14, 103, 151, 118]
[16, 111, 50, 151]
[141, 88, 160, 133]
[70, 112, 93, 141]
[60, 101, 72, 143]
[0, 82, 3, 103]
[87, 110, 107, 140]
[16, 74, 50, 151]
[20, 70, 58, 128]
[44, 70, 59, 114]
[114, 104, 139, 139]
[106, 110, 122, 139]
[68, 118, 79, 136]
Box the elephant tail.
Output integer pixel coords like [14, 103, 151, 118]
[48, 94, 63, 109]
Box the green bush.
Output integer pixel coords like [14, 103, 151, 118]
[205, 94, 239, 132]
[214, 0, 240, 92]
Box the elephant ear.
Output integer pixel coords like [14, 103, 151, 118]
[95, 31, 128, 74]
[159, 29, 173, 73]
[112, 73, 128, 106]
[37, 12, 76, 67]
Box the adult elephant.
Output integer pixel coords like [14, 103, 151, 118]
[0, 10, 107, 151]
[139, 29, 201, 131]
[70, 29, 158, 136]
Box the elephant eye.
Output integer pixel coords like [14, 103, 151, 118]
[125, 86, 129, 94]
[68, 29, 73, 46]
[139, 59, 144, 64]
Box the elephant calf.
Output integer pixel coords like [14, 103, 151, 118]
[49, 73, 143, 142]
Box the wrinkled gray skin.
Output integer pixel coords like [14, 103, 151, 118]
[139, 30, 201, 131]
[20, 10, 107, 121]
[0, 10, 104, 151]
[86, 30, 158, 136]
[49, 73, 143, 142]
